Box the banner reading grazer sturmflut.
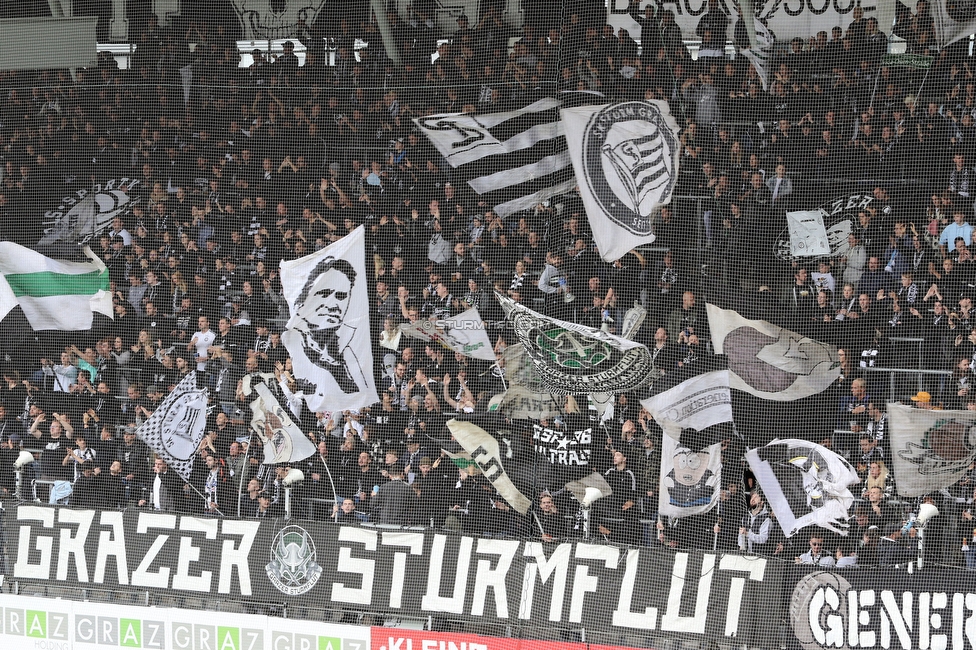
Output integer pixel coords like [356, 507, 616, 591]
[887, 402, 976, 497]
[4, 504, 777, 645]
[280, 226, 378, 412]
[707, 304, 840, 401]
[562, 100, 679, 263]
[497, 292, 654, 395]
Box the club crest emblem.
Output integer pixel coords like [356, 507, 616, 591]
[581, 101, 678, 234]
[266, 525, 323, 596]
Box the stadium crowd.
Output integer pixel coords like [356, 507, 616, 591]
[0, 0, 974, 571]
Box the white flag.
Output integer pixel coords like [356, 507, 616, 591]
[0, 243, 113, 331]
[446, 419, 533, 514]
[280, 226, 378, 412]
[641, 370, 734, 440]
[136, 372, 207, 480]
[887, 402, 976, 497]
[659, 436, 722, 518]
[250, 381, 317, 465]
[746, 438, 859, 537]
[931, 0, 976, 48]
[740, 15, 775, 91]
[399, 307, 496, 361]
[562, 100, 680, 262]
[707, 303, 840, 401]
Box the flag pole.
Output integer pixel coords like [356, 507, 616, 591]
[235, 436, 252, 517]
[178, 471, 225, 517]
[494, 360, 507, 391]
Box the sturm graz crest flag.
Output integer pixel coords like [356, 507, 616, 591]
[562, 100, 680, 262]
[136, 371, 207, 480]
[496, 293, 654, 395]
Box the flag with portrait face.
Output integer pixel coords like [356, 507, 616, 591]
[279, 226, 378, 412]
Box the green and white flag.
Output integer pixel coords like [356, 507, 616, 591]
[0, 243, 112, 330]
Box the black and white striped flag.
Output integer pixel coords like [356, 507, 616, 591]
[414, 94, 600, 217]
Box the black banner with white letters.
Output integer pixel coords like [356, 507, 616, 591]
[4, 505, 777, 644]
[785, 567, 976, 650]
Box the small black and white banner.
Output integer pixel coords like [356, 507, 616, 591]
[641, 370, 733, 440]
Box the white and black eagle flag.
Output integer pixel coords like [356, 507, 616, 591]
[562, 100, 680, 262]
[746, 439, 859, 537]
[136, 371, 208, 480]
[496, 292, 654, 395]
[887, 402, 976, 497]
[280, 226, 379, 413]
[414, 93, 600, 217]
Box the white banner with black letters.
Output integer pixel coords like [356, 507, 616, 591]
[562, 100, 679, 262]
